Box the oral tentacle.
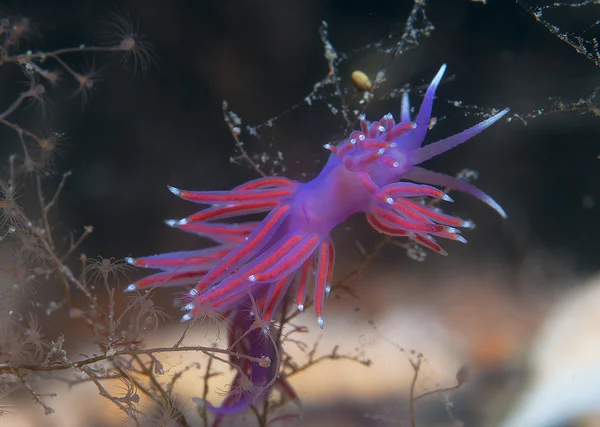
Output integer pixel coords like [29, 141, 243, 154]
[404, 166, 507, 218]
[410, 108, 510, 165]
[410, 64, 447, 149]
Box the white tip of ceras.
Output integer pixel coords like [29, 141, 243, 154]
[317, 316, 324, 329]
[182, 303, 195, 311]
[167, 185, 181, 196]
[455, 235, 468, 244]
[432, 63, 447, 87]
[124, 257, 136, 266]
[462, 219, 474, 229]
[164, 219, 179, 227]
[441, 194, 454, 202]
[325, 285, 331, 297]
[124, 284, 137, 293]
[297, 304, 304, 312]
[181, 313, 192, 322]
[484, 195, 508, 219]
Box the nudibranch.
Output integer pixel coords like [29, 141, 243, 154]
[126, 64, 508, 420]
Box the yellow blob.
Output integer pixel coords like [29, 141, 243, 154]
[351, 70, 372, 92]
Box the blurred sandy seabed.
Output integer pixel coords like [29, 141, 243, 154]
[8, 266, 600, 426]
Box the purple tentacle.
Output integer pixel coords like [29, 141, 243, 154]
[404, 166, 507, 218]
[409, 108, 510, 165]
[401, 91, 411, 123]
[409, 64, 447, 149]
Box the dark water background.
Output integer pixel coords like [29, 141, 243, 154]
[1, 0, 598, 295]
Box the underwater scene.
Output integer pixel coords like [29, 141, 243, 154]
[0, 1, 599, 426]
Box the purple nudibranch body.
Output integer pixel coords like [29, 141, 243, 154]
[126, 64, 509, 422]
